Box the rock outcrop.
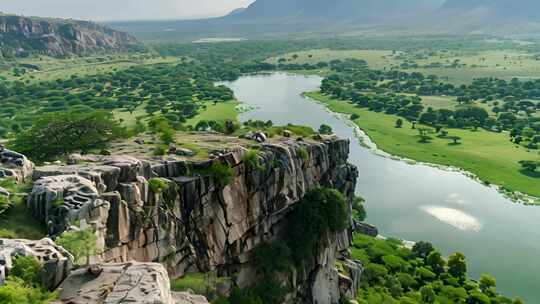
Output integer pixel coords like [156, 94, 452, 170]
[56, 262, 177, 304]
[0, 145, 34, 182]
[27, 138, 360, 303]
[0, 238, 73, 290]
[0, 14, 138, 57]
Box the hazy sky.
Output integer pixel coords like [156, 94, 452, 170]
[0, 0, 254, 21]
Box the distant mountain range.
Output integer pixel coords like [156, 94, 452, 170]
[229, 0, 444, 21]
[0, 14, 138, 57]
[111, 0, 540, 38]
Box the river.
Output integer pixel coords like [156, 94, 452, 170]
[221, 72, 540, 302]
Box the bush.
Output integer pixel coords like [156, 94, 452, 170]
[318, 124, 333, 135]
[148, 178, 169, 194]
[200, 163, 234, 187]
[56, 229, 97, 265]
[10, 256, 41, 286]
[243, 150, 263, 172]
[253, 243, 291, 275]
[0, 278, 56, 304]
[286, 188, 349, 265]
[297, 147, 309, 161]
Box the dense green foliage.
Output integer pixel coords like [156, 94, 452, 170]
[319, 59, 539, 149]
[56, 229, 97, 265]
[0, 256, 56, 304]
[9, 110, 126, 161]
[351, 235, 522, 304]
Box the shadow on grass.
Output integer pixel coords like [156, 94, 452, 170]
[519, 170, 540, 179]
[447, 142, 462, 146]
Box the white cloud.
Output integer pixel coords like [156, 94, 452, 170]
[0, 0, 255, 21]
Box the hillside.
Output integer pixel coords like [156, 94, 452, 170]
[0, 14, 138, 57]
[426, 0, 540, 33]
[231, 0, 444, 21]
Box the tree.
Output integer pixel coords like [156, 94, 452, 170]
[319, 124, 333, 135]
[426, 251, 446, 274]
[395, 119, 403, 128]
[10, 110, 126, 161]
[479, 274, 496, 293]
[420, 285, 436, 304]
[519, 160, 539, 172]
[448, 252, 467, 278]
[449, 136, 461, 145]
[56, 228, 97, 265]
[412, 241, 434, 259]
[418, 128, 432, 143]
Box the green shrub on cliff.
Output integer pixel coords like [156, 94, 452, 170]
[287, 188, 348, 264]
[243, 150, 264, 172]
[198, 163, 234, 187]
[56, 228, 97, 265]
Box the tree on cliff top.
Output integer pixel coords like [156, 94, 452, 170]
[9, 110, 127, 162]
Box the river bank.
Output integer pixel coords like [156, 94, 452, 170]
[222, 72, 540, 301]
[302, 91, 539, 205]
[304, 91, 540, 202]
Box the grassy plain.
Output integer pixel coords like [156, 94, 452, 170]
[0, 54, 178, 82]
[266, 49, 394, 69]
[306, 91, 540, 198]
[269, 49, 540, 84]
[185, 101, 240, 127]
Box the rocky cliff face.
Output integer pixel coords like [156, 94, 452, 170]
[25, 138, 360, 303]
[0, 15, 138, 57]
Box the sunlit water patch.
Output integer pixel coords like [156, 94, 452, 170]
[421, 206, 482, 232]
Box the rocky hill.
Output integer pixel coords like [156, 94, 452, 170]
[0, 136, 361, 303]
[0, 14, 138, 57]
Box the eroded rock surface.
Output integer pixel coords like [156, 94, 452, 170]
[0, 238, 73, 290]
[27, 138, 359, 303]
[0, 146, 34, 182]
[57, 262, 177, 304]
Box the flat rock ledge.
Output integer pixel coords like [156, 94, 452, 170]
[55, 261, 201, 304]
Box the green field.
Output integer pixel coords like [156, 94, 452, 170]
[266, 49, 394, 69]
[269, 49, 540, 84]
[306, 91, 540, 198]
[185, 101, 240, 127]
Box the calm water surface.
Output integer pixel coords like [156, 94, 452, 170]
[222, 73, 540, 302]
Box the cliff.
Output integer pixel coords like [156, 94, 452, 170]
[23, 137, 360, 303]
[0, 14, 138, 57]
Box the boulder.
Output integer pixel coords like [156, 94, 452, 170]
[0, 146, 34, 182]
[57, 262, 176, 304]
[354, 221, 379, 237]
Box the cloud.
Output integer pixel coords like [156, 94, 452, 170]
[0, 0, 255, 21]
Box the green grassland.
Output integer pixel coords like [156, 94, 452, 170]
[0, 53, 178, 82]
[185, 101, 240, 127]
[306, 91, 540, 198]
[269, 49, 540, 84]
[266, 49, 394, 69]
